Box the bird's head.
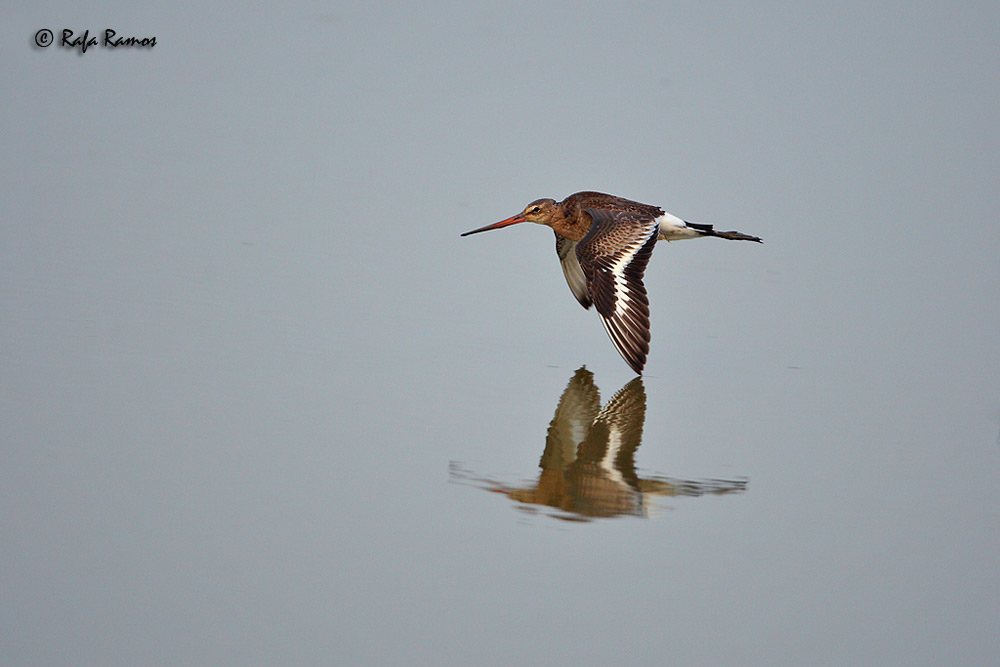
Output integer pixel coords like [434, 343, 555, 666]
[461, 198, 559, 236]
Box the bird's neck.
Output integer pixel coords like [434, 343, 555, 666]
[548, 206, 591, 242]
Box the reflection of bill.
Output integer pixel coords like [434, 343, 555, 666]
[451, 368, 747, 521]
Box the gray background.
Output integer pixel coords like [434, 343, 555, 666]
[3, 1, 999, 664]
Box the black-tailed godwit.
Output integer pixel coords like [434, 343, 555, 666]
[461, 191, 761, 374]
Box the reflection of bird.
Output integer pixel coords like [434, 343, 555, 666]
[450, 367, 747, 521]
[462, 192, 761, 374]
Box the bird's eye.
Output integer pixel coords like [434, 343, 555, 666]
[530, 207, 541, 214]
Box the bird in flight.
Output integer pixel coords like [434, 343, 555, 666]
[461, 191, 761, 374]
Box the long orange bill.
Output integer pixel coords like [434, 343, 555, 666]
[460, 214, 527, 237]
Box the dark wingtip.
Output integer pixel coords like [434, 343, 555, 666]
[627, 355, 646, 375]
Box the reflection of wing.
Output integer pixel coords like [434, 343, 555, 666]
[578, 377, 646, 475]
[567, 378, 647, 517]
[576, 209, 659, 374]
[541, 367, 600, 470]
[555, 234, 592, 309]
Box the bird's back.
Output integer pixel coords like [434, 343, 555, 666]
[562, 192, 664, 223]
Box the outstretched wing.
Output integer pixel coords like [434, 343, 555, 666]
[576, 209, 659, 374]
[555, 234, 592, 309]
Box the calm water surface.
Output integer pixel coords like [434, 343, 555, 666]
[3, 2, 999, 665]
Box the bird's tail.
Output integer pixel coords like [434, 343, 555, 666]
[685, 222, 762, 243]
